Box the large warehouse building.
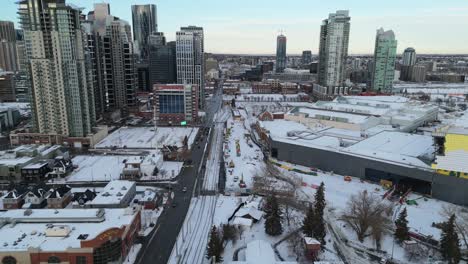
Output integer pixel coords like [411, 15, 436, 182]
[255, 97, 467, 205]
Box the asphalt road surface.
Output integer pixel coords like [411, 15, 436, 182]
[136, 81, 223, 264]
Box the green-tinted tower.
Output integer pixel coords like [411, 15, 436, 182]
[371, 28, 397, 93]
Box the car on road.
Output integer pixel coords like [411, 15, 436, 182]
[182, 187, 187, 192]
[172, 202, 178, 208]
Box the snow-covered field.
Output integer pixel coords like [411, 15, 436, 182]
[224, 110, 264, 193]
[65, 151, 182, 182]
[95, 126, 198, 149]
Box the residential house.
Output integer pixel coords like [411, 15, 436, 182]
[46, 186, 72, 208]
[1, 188, 26, 209]
[23, 185, 50, 208]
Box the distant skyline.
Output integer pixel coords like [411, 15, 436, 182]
[2, 0, 468, 54]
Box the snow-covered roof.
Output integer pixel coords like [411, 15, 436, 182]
[0, 208, 104, 223]
[0, 208, 137, 252]
[232, 217, 253, 227]
[291, 107, 370, 124]
[266, 119, 434, 168]
[95, 126, 198, 149]
[22, 161, 49, 170]
[89, 180, 136, 205]
[235, 206, 263, 221]
[304, 237, 320, 245]
[344, 131, 434, 168]
[434, 150, 468, 173]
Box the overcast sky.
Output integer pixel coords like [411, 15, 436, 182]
[2, 0, 468, 54]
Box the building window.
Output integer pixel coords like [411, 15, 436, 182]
[47, 256, 61, 263]
[76, 256, 87, 264]
[2, 256, 17, 264]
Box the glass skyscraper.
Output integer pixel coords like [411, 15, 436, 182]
[276, 34, 287, 73]
[371, 28, 397, 93]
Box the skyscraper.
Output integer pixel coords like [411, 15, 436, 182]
[402, 47, 417, 66]
[18, 0, 95, 137]
[132, 4, 157, 59]
[176, 26, 205, 109]
[301, 50, 312, 65]
[318, 10, 350, 88]
[276, 34, 287, 73]
[149, 34, 177, 85]
[400, 47, 417, 81]
[0, 21, 19, 72]
[371, 28, 397, 93]
[86, 4, 137, 117]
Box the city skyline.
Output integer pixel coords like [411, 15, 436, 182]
[1, 0, 468, 54]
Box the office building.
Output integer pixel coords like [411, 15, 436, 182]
[402, 47, 417, 66]
[153, 84, 198, 125]
[18, 0, 95, 137]
[0, 21, 19, 72]
[132, 4, 157, 59]
[276, 34, 287, 73]
[149, 39, 177, 85]
[371, 28, 397, 92]
[176, 26, 205, 109]
[301, 50, 312, 65]
[318, 10, 350, 88]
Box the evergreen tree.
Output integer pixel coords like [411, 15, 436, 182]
[264, 195, 283, 236]
[440, 214, 461, 264]
[394, 207, 410, 243]
[313, 182, 326, 245]
[206, 225, 223, 262]
[302, 205, 316, 237]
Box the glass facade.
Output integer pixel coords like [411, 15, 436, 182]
[159, 94, 185, 114]
[93, 238, 122, 264]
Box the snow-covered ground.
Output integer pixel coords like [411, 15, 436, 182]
[124, 243, 142, 264]
[224, 109, 264, 193]
[64, 151, 182, 182]
[274, 159, 464, 263]
[95, 126, 198, 149]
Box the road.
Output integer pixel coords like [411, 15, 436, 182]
[136, 80, 224, 264]
[166, 81, 227, 264]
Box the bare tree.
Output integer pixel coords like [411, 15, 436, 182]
[440, 205, 468, 248]
[339, 191, 393, 245]
[287, 232, 304, 261]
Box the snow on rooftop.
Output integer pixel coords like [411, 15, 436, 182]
[344, 131, 434, 168]
[0, 208, 103, 222]
[89, 180, 136, 205]
[292, 107, 370, 124]
[0, 208, 136, 252]
[434, 150, 468, 173]
[95, 126, 198, 149]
